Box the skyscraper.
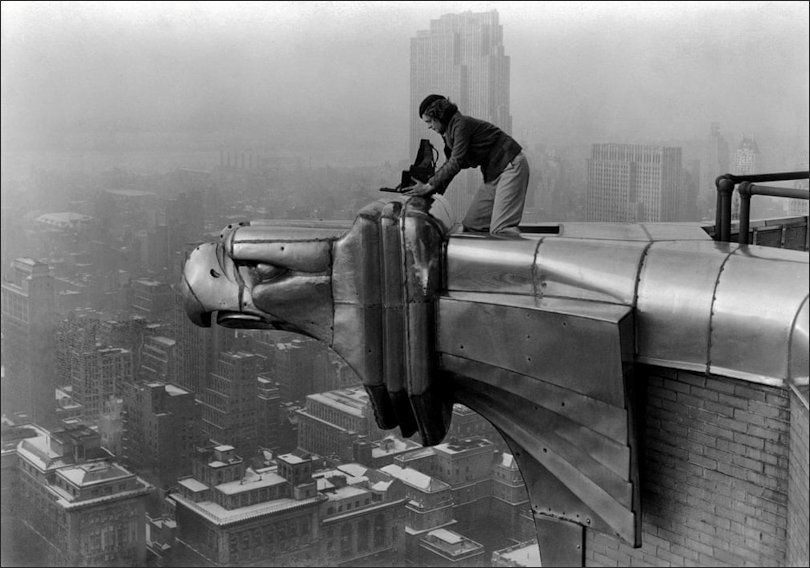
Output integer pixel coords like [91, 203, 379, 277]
[1, 258, 57, 426]
[732, 135, 762, 219]
[702, 122, 730, 215]
[733, 135, 761, 175]
[122, 381, 201, 491]
[586, 143, 683, 222]
[410, 10, 512, 218]
[199, 351, 261, 458]
[71, 346, 133, 425]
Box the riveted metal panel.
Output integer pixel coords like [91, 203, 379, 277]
[405, 302, 434, 397]
[559, 223, 654, 241]
[441, 354, 629, 444]
[711, 245, 810, 385]
[332, 304, 383, 389]
[447, 363, 631, 483]
[380, 202, 407, 394]
[231, 238, 334, 273]
[460, 378, 633, 504]
[492, 427, 615, 539]
[332, 212, 382, 305]
[558, 222, 710, 241]
[636, 241, 734, 372]
[790, 297, 809, 385]
[534, 239, 648, 304]
[454, 384, 636, 542]
[445, 236, 539, 295]
[401, 201, 449, 442]
[639, 223, 713, 241]
[534, 516, 585, 567]
[252, 275, 333, 341]
[438, 294, 632, 407]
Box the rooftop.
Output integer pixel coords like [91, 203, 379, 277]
[436, 436, 494, 454]
[216, 471, 286, 495]
[307, 387, 368, 418]
[58, 461, 131, 486]
[171, 492, 324, 526]
[492, 539, 542, 567]
[380, 464, 450, 493]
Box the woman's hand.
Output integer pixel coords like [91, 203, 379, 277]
[402, 180, 434, 197]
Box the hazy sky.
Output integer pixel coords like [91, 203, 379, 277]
[1, 1, 808, 167]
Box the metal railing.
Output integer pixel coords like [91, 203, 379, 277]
[714, 171, 809, 244]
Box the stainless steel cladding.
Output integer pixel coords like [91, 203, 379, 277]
[445, 230, 809, 388]
[180, 195, 808, 554]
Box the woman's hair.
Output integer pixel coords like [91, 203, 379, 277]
[420, 96, 459, 124]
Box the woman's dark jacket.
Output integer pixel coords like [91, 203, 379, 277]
[428, 111, 523, 194]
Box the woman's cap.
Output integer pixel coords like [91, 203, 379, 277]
[419, 94, 446, 117]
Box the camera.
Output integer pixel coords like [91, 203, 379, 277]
[380, 139, 438, 193]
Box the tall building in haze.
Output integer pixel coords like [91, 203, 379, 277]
[410, 10, 512, 219]
[731, 135, 762, 219]
[733, 135, 761, 175]
[199, 351, 261, 458]
[701, 122, 730, 215]
[586, 143, 683, 222]
[1, 258, 57, 426]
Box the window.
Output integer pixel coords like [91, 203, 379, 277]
[374, 514, 385, 548]
[340, 524, 352, 556]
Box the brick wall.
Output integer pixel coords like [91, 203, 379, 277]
[787, 386, 809, 567]
[585, 366, 798, 567]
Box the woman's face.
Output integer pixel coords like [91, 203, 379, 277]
[422, 114, 445, 135]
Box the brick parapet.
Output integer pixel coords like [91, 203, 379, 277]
[585, 366, 798, 567]
[787, 386, 809, 567]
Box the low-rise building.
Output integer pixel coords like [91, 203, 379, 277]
[491, 538, 542, 567]
[296, 386, 389, 461]
[13, 423, 153, 566]
[315, 463, 407, 565]
[170, 447, 325, 566]
[419, 527, 486, 567]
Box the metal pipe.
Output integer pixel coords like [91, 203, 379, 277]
[716, 176, 736, 242]
[723, 170, 809, 184]
[738, 182, 752, 244]
[714, 172, 809, 243]
[714, 175, 729, 234]
[747, 184, 810, 200]
[737, 184, 809, 245]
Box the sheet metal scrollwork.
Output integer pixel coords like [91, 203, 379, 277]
[181, 195, 809, 563]
[181, 195, 454, 444]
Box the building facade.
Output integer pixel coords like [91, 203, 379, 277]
[257, 374, 281, 453]
[172, 447, 323, 566]
[701, 122, 731, 213]
[122, 381, 202, 491]
[199, 351, 261, 458]
[71, 345, 133, 425]
[296, 386, 390, 461]
[586, 143, 683, 222]
[12, 423, 152, 566]
[1, 258, 58, 426]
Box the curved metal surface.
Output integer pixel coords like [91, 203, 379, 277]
[534, 238, 648, 304]
[635, 241, 735, 373]
[180, 194, 809, 562]
[790, 297, 809, 386]
[710, 245, 809, 385]
[445, 237, 539, 295]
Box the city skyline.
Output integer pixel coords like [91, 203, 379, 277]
[1, 3, 808, 567]
[2, 1, 808, 176]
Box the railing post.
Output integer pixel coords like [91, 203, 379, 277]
[738, 182, 752, 245]
[716, 176, 736, 242]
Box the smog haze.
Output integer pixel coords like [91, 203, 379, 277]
[1, 0, 808, 172]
